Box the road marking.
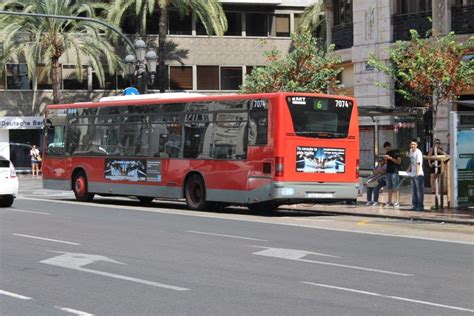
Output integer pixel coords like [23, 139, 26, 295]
[13, 234, 80, 245]
[302, 282, 474, 313]
[55, 306, 94, 316]
[4, 208, 50, 215]
[253, 247, 412, 276]
[41, 251, 189, 291]
[18, 197, 474, 245]
[0, 290, 32, 300]
[251, 246, 339, 259]
[187, 230, 268, 241]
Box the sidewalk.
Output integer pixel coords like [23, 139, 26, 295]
[18, 174, 473, 224]
[289, 186, 474, 225]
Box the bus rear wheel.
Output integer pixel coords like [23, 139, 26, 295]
[185, 174, 209, 211]
[73, 171, 95, 202]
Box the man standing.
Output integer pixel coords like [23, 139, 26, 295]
[409, 139, 424, 211]
[383, 141, 401, 208]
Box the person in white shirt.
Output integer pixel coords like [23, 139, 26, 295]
[409, 139, 424, 211]
[29, 144, 40, 177]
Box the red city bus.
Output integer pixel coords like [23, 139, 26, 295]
[42, 92, 359, 211]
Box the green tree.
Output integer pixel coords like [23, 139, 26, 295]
[240, 32, 342, 94]
[109, 0, 227, 93]
[297, 0, 326, 42]
[0, 0, 123, 104]
[368, 30, 474, 138]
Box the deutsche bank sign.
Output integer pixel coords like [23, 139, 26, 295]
[0, 117, 44, 129]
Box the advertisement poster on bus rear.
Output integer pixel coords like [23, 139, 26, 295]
[296, 146, 346, 173]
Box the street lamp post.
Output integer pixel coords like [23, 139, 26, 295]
[124, 38, 158, 94]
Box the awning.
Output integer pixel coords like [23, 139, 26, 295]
[358, 106, 427, 118]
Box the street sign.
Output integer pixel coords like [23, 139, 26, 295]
[123, 87, 140, 96]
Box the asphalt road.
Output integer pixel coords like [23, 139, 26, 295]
[0, 178, 473, 315]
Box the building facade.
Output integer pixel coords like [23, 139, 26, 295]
[0, 0, 313, 170]
[324, 0, 474, 170]
[1, 0, 472, 172]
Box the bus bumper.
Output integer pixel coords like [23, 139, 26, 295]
[271, 181, 358, 203]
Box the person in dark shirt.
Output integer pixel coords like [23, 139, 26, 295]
[383, 141, 401, 208]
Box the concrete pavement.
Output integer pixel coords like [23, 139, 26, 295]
[288, 186, 474, 225]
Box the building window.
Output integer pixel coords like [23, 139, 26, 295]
[270, 14, 290, 37]
[6, 64, 32, 90]
[225, 12, 242, 36]
[197, 66, 219, 90]
[396, 0, 432, 14]
[169, 10, 192, 35]
[92, 71, 117, 90]
[0, 69, 4, 89]
[37, 65, 53, 90]
[246, 13, 268, 36]
[294, 14, 303, 31]
[170, 66, 192, 90]
[334, 0, 353, 26]
[220, 67, 242, 90]
[62, 65, 87, 90]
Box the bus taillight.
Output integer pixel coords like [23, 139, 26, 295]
[356, 159, 360, 178]
[275, 156, 284, 177]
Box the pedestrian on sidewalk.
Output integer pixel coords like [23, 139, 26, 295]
[427, 138, 446, 194]
[29, 144, 40, 177]
[365, 157, 386, 206]
[409, 139, 424, 211]
[383, 141, 401, 208]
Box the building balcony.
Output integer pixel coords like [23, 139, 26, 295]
[452, 4, 474, 35]
[332, 23, 353, 50]
[393, 12, 432, 41]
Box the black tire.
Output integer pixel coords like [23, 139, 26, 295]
[137, 196, 154, 205]
[184, 174, 209, 211]
[247, 201, 280, 213]
[73, 171, 95, 202]
[0, 196, 14, 207]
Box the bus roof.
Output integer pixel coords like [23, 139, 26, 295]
[46, 92, 356, 109]
[99, 92, 207, 102]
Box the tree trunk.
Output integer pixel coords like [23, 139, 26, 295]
[158, 5, 168, 93]
[51, 57, 61, 104]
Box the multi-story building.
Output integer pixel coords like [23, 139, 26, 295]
[324, 0, 474, 169]
[0, 0, 313, 170]
[1, 0, 472, 173]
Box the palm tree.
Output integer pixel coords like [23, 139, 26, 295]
[109, 0, 227, 92]
[0, 0, 123, 104]
[298, 0, 326, 43]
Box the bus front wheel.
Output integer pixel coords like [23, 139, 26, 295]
[73, 171, 95, 202]
[185, 174, 209, 211]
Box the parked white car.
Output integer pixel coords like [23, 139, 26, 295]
[0, 156, 18, 207]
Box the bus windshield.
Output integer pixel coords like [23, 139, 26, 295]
[286, 96, 353, 138]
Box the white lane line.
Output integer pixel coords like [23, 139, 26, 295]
[0, 290, 32, 300]
[13, 234, 80, 246]
[302, 282, 474, 313]
[298, 258, 413, 276]
[18, 197, 474, 245]
[4, 208, 50, 215]
[55, 306, 94, 316]
[187, 230, 267, 241]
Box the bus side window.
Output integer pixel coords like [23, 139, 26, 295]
[249, 108, 268, 146]
[46, 125, 66, 156]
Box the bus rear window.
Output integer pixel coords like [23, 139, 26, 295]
[286, 96, 353, 138]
